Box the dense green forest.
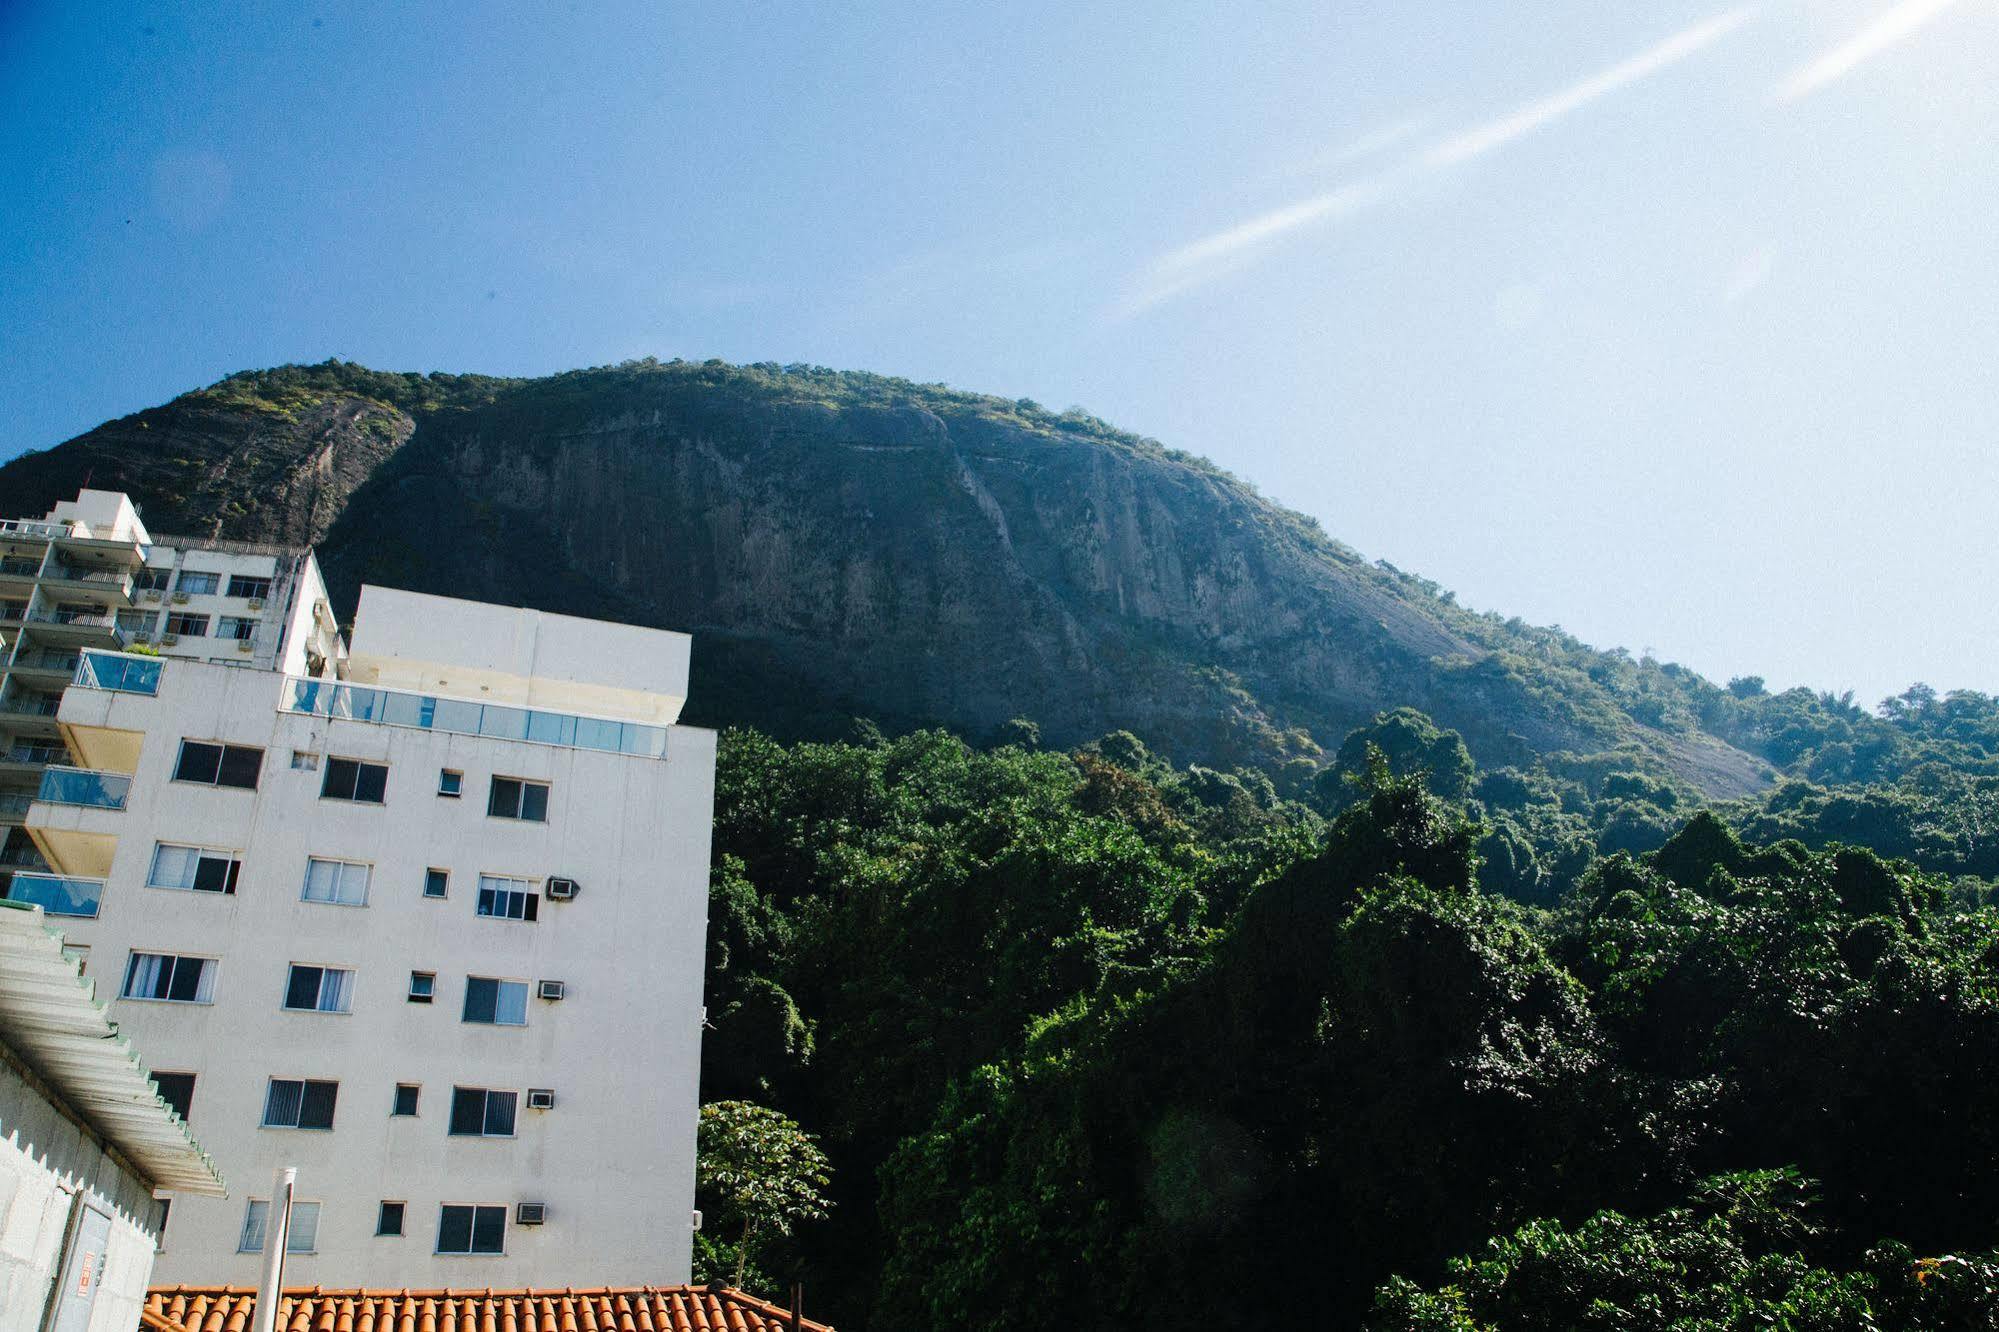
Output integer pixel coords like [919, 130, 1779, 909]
[692, 704, 1999, 1330]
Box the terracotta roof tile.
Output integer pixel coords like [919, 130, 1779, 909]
[142, 1288, 832, 1332]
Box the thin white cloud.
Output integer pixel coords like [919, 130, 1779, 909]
[1423, 8, 1754, 168]
[1773, 0, 1969, 102]
[1114, 9, 1754, 319]
[1722, 247, 1775, 303]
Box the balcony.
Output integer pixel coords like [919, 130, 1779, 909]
[21, 609, 127, 646]
[5, 649, 82, 684]
[74, 649, 162, 696]
[0, 519, 71, 539]
[42, 564, 135, 600]
[36, 765, 130, 810]
[0, 557, 41, 590]
[0, 834, 45, 860]
[0, 696, 62, 720]
[284, 677, 669, 758]
[0, 872, 102, 918]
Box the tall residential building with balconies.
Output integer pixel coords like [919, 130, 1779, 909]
[10, 498, 716, 1286]
[0, 491, 342, 887]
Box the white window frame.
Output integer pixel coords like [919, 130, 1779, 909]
[475, 873, 539, 922]
[239, 1198, 321, 1254]
[146, 841, 243, 894]
[461, 976, 529, 1027]
[282, 963, 354, 1014]
[302, 856, 371, 907]
[260, 1077, 339, 1130]
[408, 970, 437, 1003]
[121, 952, 216, 1004]
[447, 1086, 519, 1139]
[435, 1202, 507, 1256]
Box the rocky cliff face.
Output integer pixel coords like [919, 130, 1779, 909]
[0, 360, 1771, 792]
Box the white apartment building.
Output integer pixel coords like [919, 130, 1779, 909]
[17, 578, 716, 1287]
[1, 490, 343, 889]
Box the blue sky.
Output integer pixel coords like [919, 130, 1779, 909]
[2, 1, 1994, 707]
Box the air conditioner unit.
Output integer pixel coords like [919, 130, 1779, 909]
[515, 1202, 548, 1226]
[691, 1209, 703, 1232]
[235, 639, 253, 653]
[170, 592, 189, 604]
[246, 597, 264, 611]
[545, 876, 579, 901]
[526, 1088, 556, 1111]
[159, 634, 179, 646]
[140, 590, 162, 604]
[537, 979, 566, 1001]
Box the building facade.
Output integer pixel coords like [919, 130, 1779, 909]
[18, 575, 715, 1286]
[1, 490, 342, 892]
[0, 901, 224, 1332]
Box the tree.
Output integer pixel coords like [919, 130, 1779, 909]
[694, 1101, 833, 1290]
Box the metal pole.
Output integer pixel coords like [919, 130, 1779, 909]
[252, 1167, 295, 1332]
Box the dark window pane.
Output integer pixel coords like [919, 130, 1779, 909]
[264, 1080, 303, 1126]
[300, 1080, 338, 1129]
[393, 1084, 420, 1116]
[520, 783, 548, 822]
[377, 1201, 404, 1236]
[483, 1091, 516, 1136]
[471, 1206, 505, 1253]
[193, 856, 233, 893]
[323, 759, 357, 800]
[354, 763, 387, 803]
[488, 778, 519, 817]
[424, 869, 447, 898]
[226, 859, 242, 893]
[166, 958, 203, 1001]
[448, 1088, 485, 1136]
[463, 977, 497, 1022]
[175, 742, 221, 784]
[523, 894, 538, 923]
[154, 1072, 195, 1121]
[437, 1205, 473, 1253]
[285, 966, 322, 1010]
[217, 746, 263, 789]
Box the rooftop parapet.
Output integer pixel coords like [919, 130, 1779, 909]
[344, 585, 691, 726]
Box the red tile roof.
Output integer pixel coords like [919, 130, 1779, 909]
[143, 1286, 833, 1332]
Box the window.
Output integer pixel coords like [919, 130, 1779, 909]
[147, 842, 242, 894]
[408, 971, 436, 1003]
[115, 609, 155, 634]
[436, 1204, 506, 1255]
[377, 1201, 406, 1237]
[302, 857, 370, 906]
[448, 1087, 518, 1138]
[438, 769, 463, 798]
[239, 1199, 320, 1254]
[218, 615, 257, 641]
[462, 976, 528, 1026]
[173, 740, 263, 789]
[291, 750, 319, 770]
[163, 611, 210, 637]
[154, 1197, 171, 1248]
[227, 575, 272, 600]
[261, 1078, 339, 1130]
[321, 757, 388, 803]
[122, 953, 215, 1003]
[135, 567, 171, 592]
[424, 868, 449, 899]
[283, 964, 353, 1013]
[175, 571, 219, 596]
[392, 1084, 420, 1116]
[153, 1072, 196, 1122]
[487, 777, 549, 822]
[475, 874, 539, 922]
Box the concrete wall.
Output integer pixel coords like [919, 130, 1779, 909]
[42, 657, 715, 1287]
[0, 1053, 163, 1332]
[346, 587, 691, 724]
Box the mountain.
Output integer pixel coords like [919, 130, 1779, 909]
[0, 359, 1776, 794]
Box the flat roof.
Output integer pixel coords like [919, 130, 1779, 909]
[0, 902, 225, 1195]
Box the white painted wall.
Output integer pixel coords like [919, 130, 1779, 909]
[42, 657, 715, 1287]
[346, 587, 690, 724]
[0, 1053, 164, 1332]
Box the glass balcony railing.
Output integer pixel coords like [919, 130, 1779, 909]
[74, 649, 162, 695]
[1, 872, 103, 918]
[284, 678, 669, 758]
[36, 765, 130, 810]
